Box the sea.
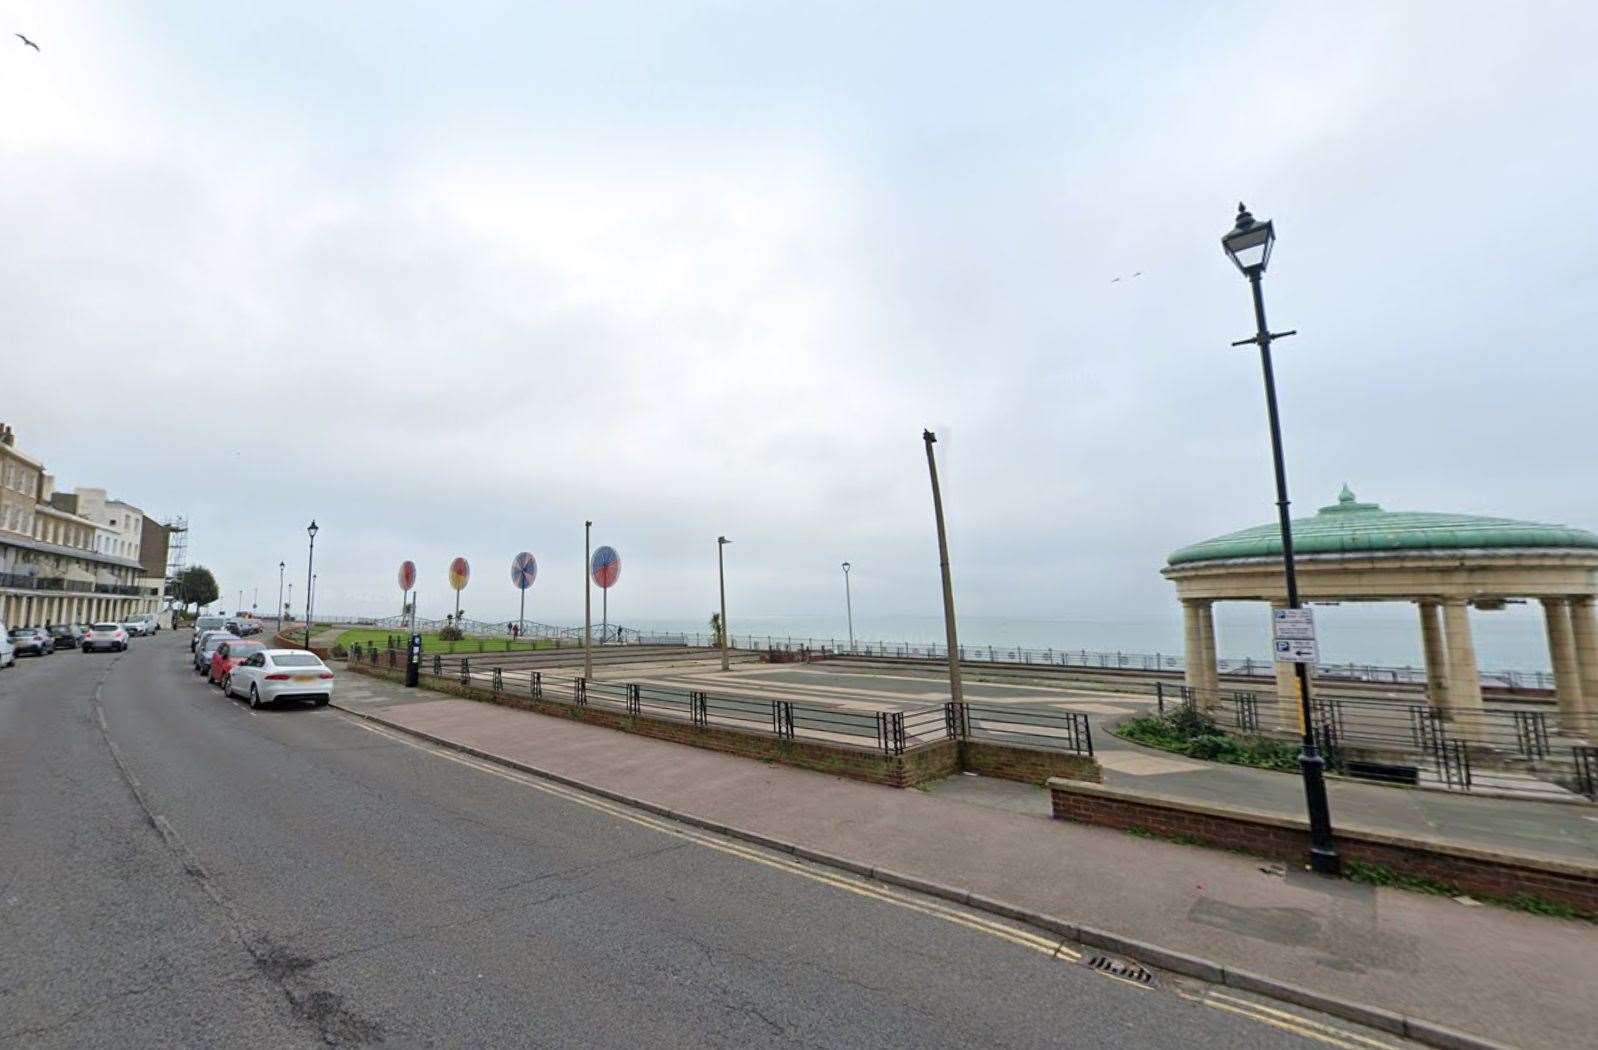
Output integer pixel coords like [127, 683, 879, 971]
[621, 604, 1553, 674]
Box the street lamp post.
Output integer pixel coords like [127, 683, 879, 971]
[923, 430, 964, 706]
[1222, 202, 1339, 876]
[277, 561, 285, 634]
[303, 520, 318, 649]
[841, 561, 854, 651]
[583, 521, 593, 680]
[717, 537, 730, 671]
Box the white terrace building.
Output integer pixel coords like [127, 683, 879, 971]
[0, 426, 161, 628]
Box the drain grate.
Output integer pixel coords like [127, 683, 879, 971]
[1085, 955, 1155, 985]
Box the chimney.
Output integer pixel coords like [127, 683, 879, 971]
[1, 424, 13, 446]
[40, 473, 54, 500]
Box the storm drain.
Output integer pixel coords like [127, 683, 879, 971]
[1084, 955, 1155, 985]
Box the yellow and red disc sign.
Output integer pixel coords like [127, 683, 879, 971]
[398, 560, 416, 592]
[448, 557, 470, 591]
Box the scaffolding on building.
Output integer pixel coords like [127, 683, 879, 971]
[162, 515, 189, 602]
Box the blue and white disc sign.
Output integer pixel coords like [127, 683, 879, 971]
[511, 551, 538, 590]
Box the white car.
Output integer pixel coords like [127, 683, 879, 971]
[121, 616, 154, 638]
[193, 630, 239, 673]
[0, 620, 14, 668]
[82, 623, 130, 653]
[191, 615, 228, 651]
[224, 649, 335, 708]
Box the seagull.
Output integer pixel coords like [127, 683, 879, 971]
[1110, 277, 1121, 283]
[15, 33, 39, 51]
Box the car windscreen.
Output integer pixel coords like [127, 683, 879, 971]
[270, 653, 323, 668]
[91, 623, 120, 631]
[226, 643, 264, 656]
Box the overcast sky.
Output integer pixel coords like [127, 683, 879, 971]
[4, 1, 1594, 638]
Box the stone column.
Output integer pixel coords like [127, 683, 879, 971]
[1441, 600, 1484, 729]
[1570, 597, 1598, 727]
[1419, 601, 1449, 709]
[1542, 598, 1585, 728]
[1196, 601, 1219, 710]
[1181, 600, 1203, 704]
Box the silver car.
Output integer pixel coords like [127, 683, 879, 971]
[193, 630, 239, 674]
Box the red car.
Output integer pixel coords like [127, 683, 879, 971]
[209, 639, 266, 687]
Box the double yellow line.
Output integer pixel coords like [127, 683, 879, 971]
[341, 713, 1403, 1050]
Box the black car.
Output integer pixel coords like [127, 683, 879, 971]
[47, 624, 85, 649]
[10, 628, 55, 656]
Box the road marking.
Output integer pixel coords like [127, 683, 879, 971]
[340, 714, 1404, 1050]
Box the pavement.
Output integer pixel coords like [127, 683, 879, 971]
[0, 631, 1419, 1049]
[607, 661, 1598, 861]
[334, 664, 1598, 1050]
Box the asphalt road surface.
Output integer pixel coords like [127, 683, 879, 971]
[1, 633, 1399, 1048]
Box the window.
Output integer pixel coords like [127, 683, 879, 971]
[271, 653, 323, 668]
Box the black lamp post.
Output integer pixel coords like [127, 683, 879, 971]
[1222, 203, 1339, 876]
[303, 520, 318, 648]
[276, 561, 285, 635]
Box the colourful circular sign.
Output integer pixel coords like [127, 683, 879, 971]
[590, 546, 620, 589]
[398, 560, 416, 592]
[511, 551, 538, 590]
[449, 557, 470, 592]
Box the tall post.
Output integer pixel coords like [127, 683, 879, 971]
[519, 588, 526, 643]
[842, 561, 854, 651]
[1244, 269, 1338, 875]
[718, 537, 730, 671]
[276, 561, 285, 635]
[583, 521, 593, 680]
[923, 430, 964, 706]
[303, 522, 317, 649]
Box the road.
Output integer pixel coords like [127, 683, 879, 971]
[1, 633, 1398, 1048]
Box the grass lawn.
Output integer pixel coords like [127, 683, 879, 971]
[336, 628, 566, 653]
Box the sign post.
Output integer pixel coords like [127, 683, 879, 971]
[398, 560, 416, 631]
[448, 557, 470, 627]
[590, 546, 621, 644]
[511, 552, 538, 642]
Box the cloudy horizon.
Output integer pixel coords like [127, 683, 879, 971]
[5, 1, 1594, 661]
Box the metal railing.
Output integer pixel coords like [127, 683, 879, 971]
[351, 648, 1096, 761]
[1180, 687, 1596, 798]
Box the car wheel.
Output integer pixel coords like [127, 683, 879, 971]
[221, 673, 233, 697]
[315, 696, 329, 707]
[249, 685, 261, 709]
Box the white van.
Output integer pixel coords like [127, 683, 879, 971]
[0, 621, 14, 669]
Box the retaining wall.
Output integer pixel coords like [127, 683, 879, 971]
[1048, 779, 1598, 915]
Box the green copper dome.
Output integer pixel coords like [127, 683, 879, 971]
[1167, 487, 1598, 567]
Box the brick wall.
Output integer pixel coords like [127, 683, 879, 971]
[961, 739, 1101, 786]
[1049, 779, 1598, 915]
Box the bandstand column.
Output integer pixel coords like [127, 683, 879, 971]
[1440, 599, 1484, 726]
[1181, 600, 1203, 702]
[1570, 597, 1598, 725]
[1419, 600, 1449, 710]
[1542, 598, 1586, 727]
[1196, 601, 1219, 710]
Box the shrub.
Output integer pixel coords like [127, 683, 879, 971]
[438, 625, 464, 641]
[1118, 710, 1301, 773]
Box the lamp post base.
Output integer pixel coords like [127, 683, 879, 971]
[1297, 748, 1342, 875]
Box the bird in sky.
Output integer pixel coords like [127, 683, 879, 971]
[15, 33, 39, 51]
[1109, 272, 1144, 284]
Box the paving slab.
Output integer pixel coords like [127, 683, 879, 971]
[333, 672, 1596, 1050]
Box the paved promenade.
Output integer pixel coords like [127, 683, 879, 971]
[334, 670, 1597, 1050]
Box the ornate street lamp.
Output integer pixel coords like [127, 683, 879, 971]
[304, 520, 319, 648]
[1222, 203, 1338, 875]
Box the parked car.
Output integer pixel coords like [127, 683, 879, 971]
[223, 648, 335, 708]
[10, 628, 55, 657]
[192, 615, 228, 651]
[193, 630, 239, 674]
[0, 621, 14, 668]
[47, 624, 85, 649]
[123, 614, 158, 637]
[81, 623, 129, 653]
[208, 639, 266, 687]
